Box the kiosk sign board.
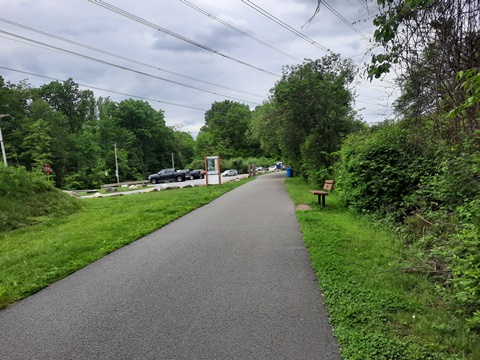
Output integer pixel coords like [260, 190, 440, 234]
[205, 156, 221, 186]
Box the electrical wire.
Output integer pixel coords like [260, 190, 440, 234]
[179, 0, 302, 62]
[322, 1, 369, 40]
[0, 66, 209, 111]
[0, 18, 264, 99]
[0, 30, 262, 105]
[87, 0, 280, 77]
[240, 0, 329, 52]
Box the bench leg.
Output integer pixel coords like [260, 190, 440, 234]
[316, 194, 326, 207]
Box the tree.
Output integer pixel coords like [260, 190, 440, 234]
[199, 100, 254, 158]
[21, 118, 52, 173]
[109, 99, 175, 178]
[172, 128, 195, 169]
[37, 78, 95, 133]
[368, 0, 480, 143]
[194, 131, 215, 159]
[269, 55, 363, 182]
[0, 77, 32, 165]
[249, 101, 282, 158]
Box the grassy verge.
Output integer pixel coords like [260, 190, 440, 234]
[285, 177, 479, 360]
[0, 180, 251, 310]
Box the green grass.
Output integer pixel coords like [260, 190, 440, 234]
[2, 174, 479, 359]
[285, 177, 479, 360]
[0, 180, 251, 310]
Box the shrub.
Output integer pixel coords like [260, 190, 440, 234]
[336, 121, 436, 220]
[0, 165, 82, 232]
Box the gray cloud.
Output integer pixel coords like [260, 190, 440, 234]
[0, 0, 396, 138]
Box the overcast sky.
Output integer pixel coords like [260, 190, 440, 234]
[0, 0, 398, 137]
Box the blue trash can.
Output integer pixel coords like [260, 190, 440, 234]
[286, 167, 293, 178]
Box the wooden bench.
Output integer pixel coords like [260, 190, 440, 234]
[310, 180, 335, 207]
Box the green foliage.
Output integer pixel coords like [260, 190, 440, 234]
[0, 165, 82, 233]
[336, 121, 435, 219]
[268, 55, 364, 183]
[450, 200, 480, 323]
[285, 177, 477, 359]
[448, 69, 480, 128]
[248, 101, 282, 158]
[198, 100, 259, 158]
[37, 78, 95, 133]
[336, 117, 480, 333]
[0, 77, 179, 189]
[111, 99, 175, 179]
[173, 129, 195, 168]
[368, 0, 440, 79]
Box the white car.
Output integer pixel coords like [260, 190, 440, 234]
[222, 169, 238, 177]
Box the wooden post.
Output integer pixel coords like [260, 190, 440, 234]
[204, 156, 209, 187]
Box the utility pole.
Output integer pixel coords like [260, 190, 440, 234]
[0, 127, 7, 166]
[172, 152, 174, 169]
[114, 143, 119, 184]
[0, 114, 11, 167]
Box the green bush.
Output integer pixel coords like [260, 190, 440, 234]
[0, 165, 82, 232]
[450, 199, 480, 326]
[335, 119, 480, 331]
[336, 121, 435, 220]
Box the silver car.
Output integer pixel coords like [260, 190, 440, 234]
[221, 169, 238, 177]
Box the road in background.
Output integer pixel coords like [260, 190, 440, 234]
[0, 172, 340, 360]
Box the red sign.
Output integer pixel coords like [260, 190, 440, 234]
[45, 163, 51, 175]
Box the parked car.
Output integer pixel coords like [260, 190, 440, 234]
[189, 170, 204, 179]
[180, 169, 192, 180]
[194, 169, 206, 177]
[222, 169, 238, 177]
[148, 168, 190, 184]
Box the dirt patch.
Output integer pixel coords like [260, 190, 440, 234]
[296, 204, 312, 211]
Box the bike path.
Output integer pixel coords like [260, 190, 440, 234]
[0, 172, 340, 360]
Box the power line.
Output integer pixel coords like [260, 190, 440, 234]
[0, 17, 264, 99]
[240, 0, 329, 52]
[87, 0, 280, 77]
[178, 0, 302, 62]
[322, 1, 369, 40]
[0, 65, 209, 111]
[0, 30, 262, 105]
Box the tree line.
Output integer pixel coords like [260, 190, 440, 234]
[0, 53, 362, 189]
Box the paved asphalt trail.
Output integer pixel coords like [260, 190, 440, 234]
[0, 172, 340, 360]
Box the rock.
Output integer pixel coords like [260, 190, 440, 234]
[145, 187, 158, 193]
[62, 190, 81, 198]
[105, 187, 117, 193]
